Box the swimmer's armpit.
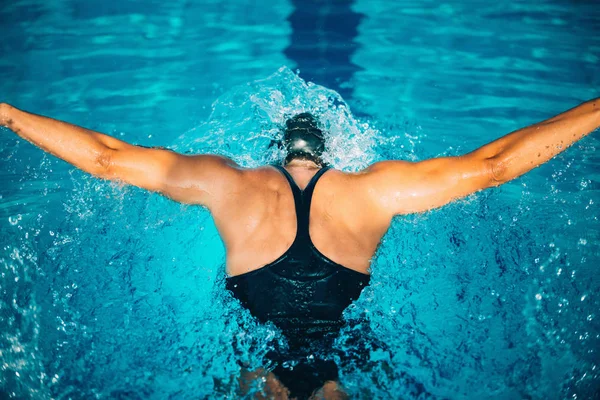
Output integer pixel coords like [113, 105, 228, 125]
[362, 97, 600, 216]
[0, 103, 242, 208]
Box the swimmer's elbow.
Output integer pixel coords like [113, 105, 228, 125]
[485, 156, 509, 187]
[91, 147, 160, 190]
[92, 147, 117, 179]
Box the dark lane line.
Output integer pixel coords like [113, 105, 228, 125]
[285, 0, 363, 103]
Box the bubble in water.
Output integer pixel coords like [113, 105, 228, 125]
[8, 214, 22, 226]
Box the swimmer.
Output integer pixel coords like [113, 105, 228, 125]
[1, 99, 599, 399]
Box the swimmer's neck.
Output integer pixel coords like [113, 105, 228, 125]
[283, 158, 322, 170]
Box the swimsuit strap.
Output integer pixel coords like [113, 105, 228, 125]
[272, 165, 331, 240]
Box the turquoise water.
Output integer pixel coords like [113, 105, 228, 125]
[1, 0, 599, 399]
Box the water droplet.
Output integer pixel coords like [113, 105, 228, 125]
[8, 214, 21, 225]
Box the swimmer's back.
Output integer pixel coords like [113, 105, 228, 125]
[214, 152, 501, 277]
[213, 164, 391, 277]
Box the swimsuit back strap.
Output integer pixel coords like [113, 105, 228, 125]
[272, 165, 331, 239]
[273, 165, 304, 227]
[301, 166, 330, 223]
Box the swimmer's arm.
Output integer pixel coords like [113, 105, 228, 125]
[365, 97, 600, 215]
[1, 103, 131, 173]
[0, 103, 241, 207]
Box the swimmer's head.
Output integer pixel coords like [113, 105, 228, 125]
[281, 113, 326, 166]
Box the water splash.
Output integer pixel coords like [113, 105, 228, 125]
[175, 66, 381, 171]
[1, 67, 599, 399]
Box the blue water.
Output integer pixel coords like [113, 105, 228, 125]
[1, 0, 599, 399]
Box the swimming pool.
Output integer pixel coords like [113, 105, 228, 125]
[1, 0, 599, 398]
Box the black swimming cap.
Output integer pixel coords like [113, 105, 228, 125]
[282, 113, 326, 166]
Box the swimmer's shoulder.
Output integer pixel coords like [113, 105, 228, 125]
[237, 165, 289, 192]
[322, 162, 410, 221]
[236, 163, 396, 195]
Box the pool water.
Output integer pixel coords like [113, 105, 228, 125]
[1, 0, 599, 399]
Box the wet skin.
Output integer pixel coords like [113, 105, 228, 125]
[1, 99, 599, 398]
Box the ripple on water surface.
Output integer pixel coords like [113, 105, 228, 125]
[1, 67, 599, 399]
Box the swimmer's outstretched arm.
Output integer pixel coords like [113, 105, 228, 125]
[364, 98, 600, 215]
[0, 103, 241, 207]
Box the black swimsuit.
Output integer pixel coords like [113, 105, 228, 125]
[226, 165, 370, 398]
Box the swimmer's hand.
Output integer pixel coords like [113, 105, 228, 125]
[0, 103, 10, 127]
[1, 103, 241, 208]
[363, 98, 600, 216]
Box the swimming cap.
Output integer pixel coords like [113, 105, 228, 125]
[282, 113, 326, 166]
